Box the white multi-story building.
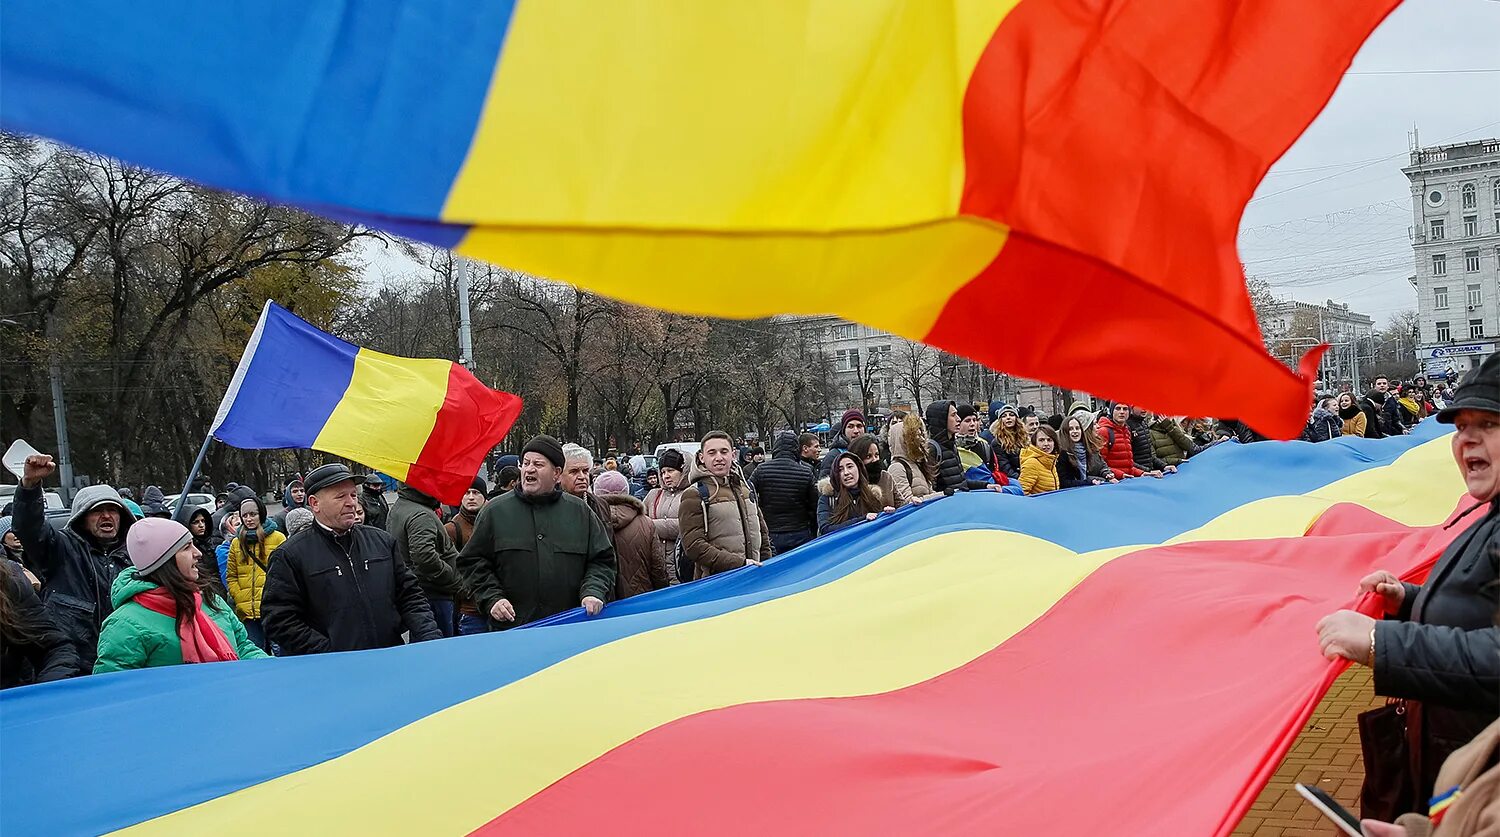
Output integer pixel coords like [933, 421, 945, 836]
[1258, 298, 1375, 388]
[1406, 138, 1500, 376]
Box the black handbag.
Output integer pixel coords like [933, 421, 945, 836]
[1358, 699, 1422, 821]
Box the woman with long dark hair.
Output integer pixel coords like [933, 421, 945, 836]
[1057, 416, 1116, 488]
[0, 563, 81, 688]
[817, 452, 892, 536]
[94, 518, 267, 672]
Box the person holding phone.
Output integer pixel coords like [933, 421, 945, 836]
[1316, 354, 1500, 812]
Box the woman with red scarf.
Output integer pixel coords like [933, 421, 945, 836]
[94, 518, 267, 672]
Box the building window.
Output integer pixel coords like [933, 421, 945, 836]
[830, 323, 857, 340]
[1465, 216, 1478, 237]
[1494, 180, 1500, 209]
[1468, 251, 1482, 273]
[1472, 319, 1485, 339]
[1433, 253, 1447, 275]
[1437, 321, 1451, 342]
[1462, 183, 1477, 210]
[1430, 218, 1445, 240]
[1470, 283, 1483, 307]
[1435, 286, 1449, 309]
[1494, 210, 1499, 235]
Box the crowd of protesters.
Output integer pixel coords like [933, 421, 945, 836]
[0, 367, 1494, 831]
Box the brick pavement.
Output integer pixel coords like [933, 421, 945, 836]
[1231, 665, 1380, 836]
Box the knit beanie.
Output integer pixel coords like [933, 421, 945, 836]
[126, 517, 194, 576]
[593, 470, 630, 496]
[522, 434, 566, 469]
[284, 507, 316, 537]
[840, 409, 866, 432]
[998, 403, 1018, 417]
[469, 476, 488, 495]
[955, 403, 978, 420]
[658, 448, 686, 473]
[0, 516, 11, 542]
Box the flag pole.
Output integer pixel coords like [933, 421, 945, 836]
[171, 432, 216, 523]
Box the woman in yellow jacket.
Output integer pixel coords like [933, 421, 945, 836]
[1336, 392, 1367, 438]
[1019, 426, 1062, 495]
[226, 496, 284, 652]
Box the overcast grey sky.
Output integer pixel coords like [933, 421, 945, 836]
[1239, 0, 1500, 328]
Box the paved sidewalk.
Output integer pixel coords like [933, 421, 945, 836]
[1232, 665, 1380, 836]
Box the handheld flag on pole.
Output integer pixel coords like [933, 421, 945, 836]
[0, 0, 1398, 438]
[210, 302, 521, 503]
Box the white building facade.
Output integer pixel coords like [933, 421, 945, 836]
[1258, 298, 1375, 389]
[1406, 139, 1500, 376]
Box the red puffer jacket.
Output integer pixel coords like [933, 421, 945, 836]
[1096, 416, 1143, 479]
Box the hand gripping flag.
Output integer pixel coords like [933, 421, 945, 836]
[210, 301, 521, 503]
[0, 424, 1471, 835]
[0, 0, 1400, 438]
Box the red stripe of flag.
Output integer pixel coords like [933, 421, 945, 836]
[929, 0, 1400, 439]
[474, 502, 1455, 835]
[407, 363, 523, 503]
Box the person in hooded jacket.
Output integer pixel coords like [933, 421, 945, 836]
[1019, 426, 1062, 495]
[644, 448, 689, 585]
[1057, 415, 1116, 488]
[138, 485, 170, 518]
[887, 414, 939, 505]
[0, 561, 81, 688]
[1300, 397, 1344, 443]
[1336, 392, 1367, 438]
[1095, 403, 1145, 480]
[1317, 356, 1500, 812]
[924, 401, 1003, 494]
[359, 474, 391, 531]
[679, 431, 774, 578]
[387, 484, 469, 637]
[1125, 407, 1175, 475]
[226, 496, 286, 651]
[818, 409, 867, 479]
[849, 435, 900, 510]
[95, 518, 267, 672]
[1149, 416, 1203, 468]
[13, 452, 136, 671]
[272, 478, 306, 532]
[0, 516, 39, 590]
[751, 431, 820, 555]
[444, 477, 489, 635]
[986, 404, 1026, 481]
[185, 508, 224, 598]
[817, 451, 892, 536]
[593, 470, 672, 599]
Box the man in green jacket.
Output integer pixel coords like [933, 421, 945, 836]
[386, 485, 469, 637]
[457, 435, 617, 630]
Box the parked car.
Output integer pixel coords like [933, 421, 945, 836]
[163, 492, 215, 517]
[0, 483, 65, 512]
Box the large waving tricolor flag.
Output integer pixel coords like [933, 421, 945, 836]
[0, 1, 1400, 438]
[0, 424, 1467, 834]
[211, 301, 521, 503]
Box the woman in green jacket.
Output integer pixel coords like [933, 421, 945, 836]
[95, 518, 267, 672]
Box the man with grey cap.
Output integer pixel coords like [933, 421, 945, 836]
[261, 463, 441, 655]
[13, 451, 136, 669]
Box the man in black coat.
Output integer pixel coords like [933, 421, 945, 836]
[13, 452, 134, 670]
[1125, 407, 1175, 475]
[752, 431, 820, 555]
[262, 464, 441, 655]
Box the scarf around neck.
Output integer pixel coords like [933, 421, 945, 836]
[132, 588, 238, 663]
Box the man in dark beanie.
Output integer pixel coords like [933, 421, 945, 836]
[445, 476, 489, 636]
[819, 409, 867, 478]
[458, 435, 616, 630]
[359, 473, 390, 531]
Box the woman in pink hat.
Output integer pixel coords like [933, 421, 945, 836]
[94, 518, 268, 672]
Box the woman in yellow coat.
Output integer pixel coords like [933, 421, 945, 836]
[1019, 426, 1062, 495]
[226, 496, 284, 652]
[1336, 392, 1368, 438]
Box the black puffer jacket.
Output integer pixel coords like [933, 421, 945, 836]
[262, 521, 442, 655]
[1374, 500, 1500, 797]
[11, 484, 134, 670]
[0, 561, 82, 689]
[1125, 415, 1168, 472]
[923, 402, 987, 493]
[1057, 446, 1111, 488]
[751, 432, 818, 537]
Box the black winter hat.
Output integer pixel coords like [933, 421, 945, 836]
[470, 476, 488, 494]
[955, 403, 978, 420]
[1437, 353, 1500, 423]
[522, 435, 566, 469]
[658, 448, 686, 472]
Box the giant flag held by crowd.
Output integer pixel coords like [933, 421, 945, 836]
[0, 423, 1471, 834]
[0, 0, 1403, 438]
[210, 301, 522, 503]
